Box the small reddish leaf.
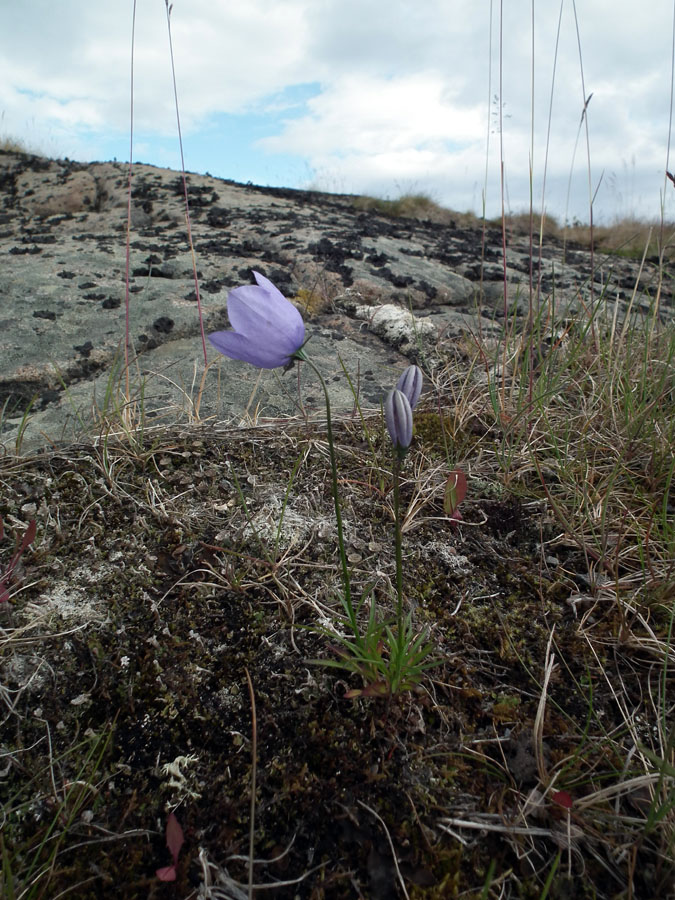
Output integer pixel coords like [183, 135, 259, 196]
[166, 812, 184, 864]
[552, 790, 573, 810]
[360, 681, 390, 698]
[22, 519, 37, 550]
[156, 865, 177, 882]
[344, 688, 363, 699]
[444, 470, 467, 517]
[345, 678, 392, 699]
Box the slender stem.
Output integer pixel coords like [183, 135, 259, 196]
[244, 668, 256, 900]
[124, 0, 137, 403]
[392, 453, 404, 640]
[164, 1, 208, 367]
[298, 353, 358, 641]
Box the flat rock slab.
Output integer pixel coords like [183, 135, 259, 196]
[1, 151, 671, 451]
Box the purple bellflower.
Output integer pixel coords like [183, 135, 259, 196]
[208, 271, 305, 369]
[396, 364, 423, 410]
[385, 388, 413, 451]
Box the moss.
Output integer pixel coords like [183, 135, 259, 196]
[1, 425, 670, 898]
[412, 409, 483, 464]
[294, 286, 329, 316]
[413, 410, 454, 455]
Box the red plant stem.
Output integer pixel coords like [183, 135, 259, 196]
[0, 519, 36, 603]
[124, 0, 137, 402]
[164, 1, 208, 367]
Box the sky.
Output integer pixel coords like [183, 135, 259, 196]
[2, 0, 675, 225]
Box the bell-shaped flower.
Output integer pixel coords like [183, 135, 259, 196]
[208, 272, 305, 369]
[385, 388, 413, 451]
[395, 364, 423, 410]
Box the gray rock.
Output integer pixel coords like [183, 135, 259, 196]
[1, 150, 671, 452]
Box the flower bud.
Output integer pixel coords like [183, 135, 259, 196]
[396, 365, 423, 410]
[385, 389, 413, 451]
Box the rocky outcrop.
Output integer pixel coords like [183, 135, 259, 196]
[1, 150, 670, 451]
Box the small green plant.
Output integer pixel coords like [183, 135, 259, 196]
[299, 357, 437, 698]
[0, 394, 37, 456]
[0, 726, 113, 899]
[207, 274, 439, 698]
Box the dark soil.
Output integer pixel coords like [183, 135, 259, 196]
[0, 413, 671, 899]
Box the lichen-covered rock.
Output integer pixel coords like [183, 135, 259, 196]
[1, 149, 671, 451]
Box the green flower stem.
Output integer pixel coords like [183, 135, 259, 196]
[296, 351, 359, 646]
[392, 451, 405, 652]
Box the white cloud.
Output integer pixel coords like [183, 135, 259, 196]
[2, 0, 675, 221]
[260, 73, 483, 157]
[1, 0, 313, 136]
